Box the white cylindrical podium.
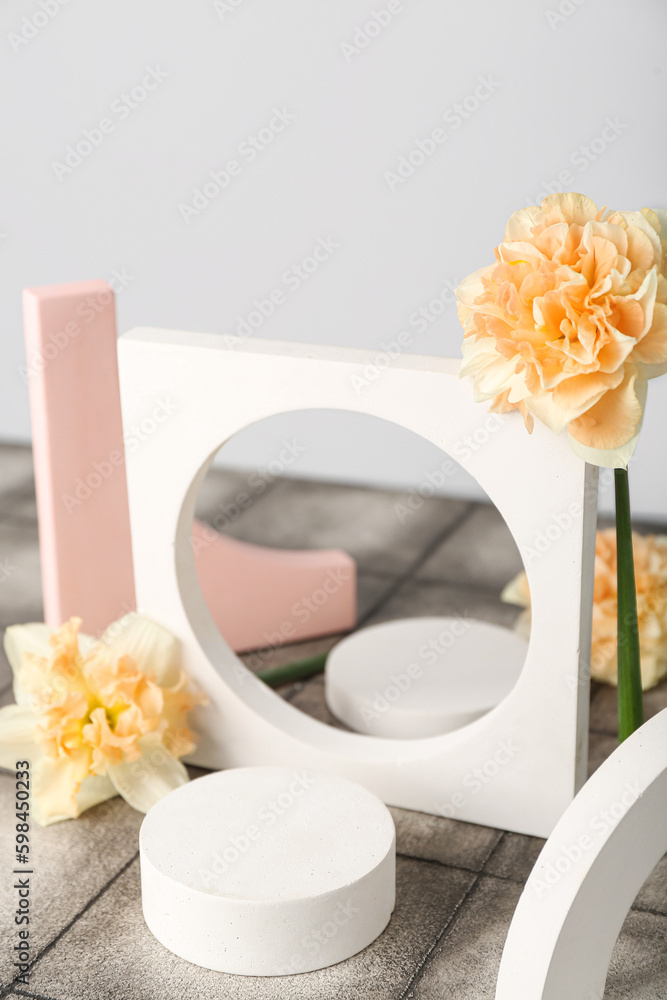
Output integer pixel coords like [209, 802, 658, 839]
[140, 767, 396, 975]
[325, 617, 527, 738]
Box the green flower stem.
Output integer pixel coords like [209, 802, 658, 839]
[614, 467, 644, 742]
[257, 651, 328, 688]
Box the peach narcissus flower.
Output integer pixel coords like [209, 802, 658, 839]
[457, 193, 667, 468]
[0, 614, 207, 825]
[502, 528, 667, 690]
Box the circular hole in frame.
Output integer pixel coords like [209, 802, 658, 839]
[190, 407, 528, 738]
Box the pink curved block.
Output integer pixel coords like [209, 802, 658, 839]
[22, 281, 357, 648]
[193, 524, 356, 652]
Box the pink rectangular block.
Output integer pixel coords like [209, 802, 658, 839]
[23, 280, 357, 650]
[23, 281, 136, 635]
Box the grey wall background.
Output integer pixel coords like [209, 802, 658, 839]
[1, 0, 666, 518]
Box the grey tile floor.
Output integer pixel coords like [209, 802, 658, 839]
[0, 442, 666, 999]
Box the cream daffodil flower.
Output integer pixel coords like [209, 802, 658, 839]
[0, 614, 207, 825]
[503, 528, 667, 690]
[457, 194, 667, 469]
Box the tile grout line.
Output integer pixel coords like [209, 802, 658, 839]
[281, 504, 477, 704]
[354, 503, 478, 632]
[478, 830, 507, 867]
[395, 845, 528, 885]
[0, 489, 36, 528]
[3, 852, 139, 994]
[0, 478, 35, 506]
[0, 514, 38, 530]
[394, 831, 504, 1000]
[630, 901, 667, 919]
[405, 574, 520, 601]
[401, 845, 667, 909]
[198, 475, 282, 530]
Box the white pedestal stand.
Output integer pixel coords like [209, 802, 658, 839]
[325, 617, 527, 738]
[140, 767, 396, 975]
[496, 708, 667, 999]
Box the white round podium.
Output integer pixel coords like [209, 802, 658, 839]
[325, 617, 527, 738]
[140, 767, 396, 975]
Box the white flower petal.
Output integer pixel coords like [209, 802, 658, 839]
[639, 359, 667, 381]
[31, 752, 93, 826]
[567, 430, 640, 470]
[101, 614, 181, 685]
[473, 355, 520, 399]
[513, 609, 532, 642]
[4, 624, 54, 703]
[459, 339, 531, 409]
[584, 221, 629, 257]
[455, 265, 490, 308]
[106, 742, 189, 813]
[4, 622, 100, 708]
[506, 378, 532, 404]
[500, 572, 529, 608]
[497, 240, 546, 264]
[459, 336, 497, 376]
[524, 393, 576, 435]
[79, 631, 101, 656]
[504, 206, 541, 241]
[627, 268, 658, 341]
[0, 705, 38, 770]
[651, 208, 667, 233]
[611, 210, 662, 262]
[76, 774, 118, 814]
[544, 192, 599, 226]
[641, 207, 664, 237]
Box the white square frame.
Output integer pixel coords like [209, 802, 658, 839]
[119, 328, 597, 837]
